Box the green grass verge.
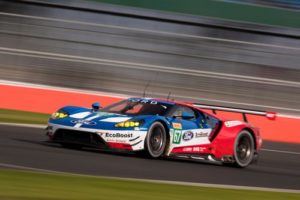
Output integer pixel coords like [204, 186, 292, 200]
[90, 0, 300, 28]
[0, 109, 49, 124]
[0, 169, 299, 200]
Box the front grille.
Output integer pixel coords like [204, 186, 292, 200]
[53, 129, 107, 148]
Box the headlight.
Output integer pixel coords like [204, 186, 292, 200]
[51, 110, 68, 119]
[115, 120, 144, 128]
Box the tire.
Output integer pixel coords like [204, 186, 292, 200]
[144, 122, 167, 158]
[232, 130, 255, 168]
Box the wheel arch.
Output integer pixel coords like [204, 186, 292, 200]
[241, 128, 257, 150]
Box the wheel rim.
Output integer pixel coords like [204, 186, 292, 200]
[149, 126, 164, 154]
[236, 135, 252, 164]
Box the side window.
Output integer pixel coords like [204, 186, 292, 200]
[201, 112, 220, 129]
[181, 107, 196, 119]
[171, 106, 196, 120]
[126, 104, 143, 114]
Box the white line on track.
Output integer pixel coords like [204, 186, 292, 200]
[1, 47, 300, 89]
[2, 79, 300, 117]
[0, 162, 299, 193]
[261, 148, 300, 155]
[0, 12, 300, 51]
[0, 122, 46, 129]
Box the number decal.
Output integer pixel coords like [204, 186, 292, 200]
[172, 129, 182, 144]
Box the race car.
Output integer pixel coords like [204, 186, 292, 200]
[46, 97, 276, 168]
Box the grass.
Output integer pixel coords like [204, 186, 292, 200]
[0, 109, 49, 124]
[0, 169, 299, 200]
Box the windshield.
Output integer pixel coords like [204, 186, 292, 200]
[101, 99, 174, 116]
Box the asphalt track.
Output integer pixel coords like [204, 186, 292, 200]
[0, 124, 299, 190]
[0, 1, 300, 114]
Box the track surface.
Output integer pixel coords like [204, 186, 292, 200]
[1, 124, 299, 190]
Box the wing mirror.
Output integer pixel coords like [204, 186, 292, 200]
[92, 102, 101, 112]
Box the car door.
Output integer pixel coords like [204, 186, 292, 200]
[168, 105, 213, 152]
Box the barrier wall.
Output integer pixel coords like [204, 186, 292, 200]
[1, 83, 299, 144]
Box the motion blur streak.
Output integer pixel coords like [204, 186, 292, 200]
[1, 11, 300, 50]
[1, 47, 300, 88]
[0, 1, 300, 115]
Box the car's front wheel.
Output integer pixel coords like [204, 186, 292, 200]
[144, 122, 167, 158]
[232, 130, 255, 168]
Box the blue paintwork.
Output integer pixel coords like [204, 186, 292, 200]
[48, 98, 211, 132]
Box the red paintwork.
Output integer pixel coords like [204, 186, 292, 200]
[107, 142, 133, 151]
[169, 101, 262, 159]
[169, 122, 260, 159]
[209, 123, 260, 159]
[171, 144, 212, 154]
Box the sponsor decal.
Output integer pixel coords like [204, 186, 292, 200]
[172, 123, 182, 129]
[98, 132, 131, 142]
[224, 121, 243, 127]
[130, 99, 158, 104]
[192, 147, 207, 152]
[195, 132, 209, 138]
[182, 147, 192, 152]
[183, 147, 207, 152]
[70, 119, 96, 125]
[172, 129, 182, 144]
[182, 131, 194, 141]
[105, 132, 133, 138]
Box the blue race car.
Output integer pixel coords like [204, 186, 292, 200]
[46, 97, 274, 167]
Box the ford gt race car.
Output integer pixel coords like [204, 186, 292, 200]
[46, 97, 276, 168]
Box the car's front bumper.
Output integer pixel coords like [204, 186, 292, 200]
[46, 123, 147, 151]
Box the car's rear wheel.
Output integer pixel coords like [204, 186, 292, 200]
[144, 122, 167, 158]
[232, 130, 255, 168]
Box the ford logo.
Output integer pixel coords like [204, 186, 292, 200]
[71, 120, 97, 125]
[182, 131, 194, 141]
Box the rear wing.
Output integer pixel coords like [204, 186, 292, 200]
[193, 103, 277, 122]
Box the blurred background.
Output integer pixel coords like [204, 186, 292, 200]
[0, 1, 300, 196]
[1, 0, 300, 115]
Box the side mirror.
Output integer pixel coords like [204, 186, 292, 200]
[92, 102, 101, 111]
[181, 112, 194, 120]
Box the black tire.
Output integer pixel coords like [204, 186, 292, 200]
[144, 122, 167, 158]
[232, 130, 255, 168]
